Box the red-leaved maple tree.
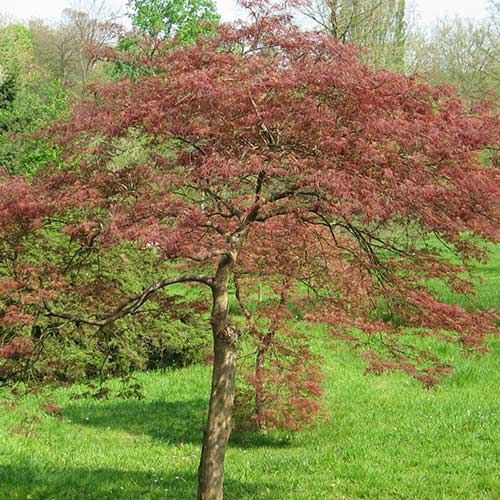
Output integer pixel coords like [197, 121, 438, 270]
[1, 3, 499, 499]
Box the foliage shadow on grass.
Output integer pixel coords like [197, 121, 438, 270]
[64, 398, 294, 449]
[0, 465, 268, 500]
[64, 399, 206, 445]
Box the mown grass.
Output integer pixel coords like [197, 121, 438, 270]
[1, 246, 499, 500]
[429, 241, 500, 311]
[1, 336, 498, 500]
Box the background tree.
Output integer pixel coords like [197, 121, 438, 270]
[127, 0, 220, 42]
[406, 16, 500, 100]
[27, 2, 123, 88]
[0, 22, 69, 174]
[28, 18, 80, 83]
[0, 1, 127, 176]
[0, 24, 34, 113]
[60, 0, 123, 87]
[294, 0, 409, 70]
[115, 0, 220, 80]
[0, 12, 15, 28]
[1, 5, 499, 500]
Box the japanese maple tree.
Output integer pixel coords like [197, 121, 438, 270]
[1, 3, 499, 499]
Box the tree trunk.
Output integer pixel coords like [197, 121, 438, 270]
[254, 325, 276, 431]
[254, 346, 265, 430]
[197, 255, 238, 500]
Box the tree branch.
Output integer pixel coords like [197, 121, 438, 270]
[44, 273, 214, 326]
[185, 250, 230, 262]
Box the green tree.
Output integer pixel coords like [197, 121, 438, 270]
[0, 78, 68, 175]
[0, 21, 70, 175]
[0, 24, 34, 111]
[0, 23, 66, 175]
[127, 0, 220, 42]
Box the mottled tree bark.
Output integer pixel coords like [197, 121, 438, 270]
[197, 255, 239, 500]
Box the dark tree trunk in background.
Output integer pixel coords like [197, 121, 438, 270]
[254, 346, 266, 430]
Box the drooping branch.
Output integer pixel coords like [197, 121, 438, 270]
[185, 249, 231, 262]
[44, 273, 214, 326]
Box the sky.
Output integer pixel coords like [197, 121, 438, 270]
[414, 0, 488, 24]
[0, 0, 491, 26]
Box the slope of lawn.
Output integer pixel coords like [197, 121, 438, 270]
[0, 245, 499, 500]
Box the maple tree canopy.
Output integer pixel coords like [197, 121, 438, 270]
[1, 9, 498, 345]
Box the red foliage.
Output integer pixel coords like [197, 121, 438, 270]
[0, 6, 499, 418]
[40, 400, 63, 417]
[0, 337, 35, 359]
[234, 334, 324, 431]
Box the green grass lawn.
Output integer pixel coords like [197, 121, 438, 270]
[1, 335, 498, 500]
[1, 245, 499, 499]
[429, 241, 500, 311]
